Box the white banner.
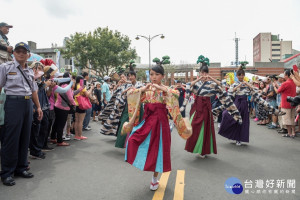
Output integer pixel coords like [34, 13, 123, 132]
[72, 57, 75, 72]
[56, 50, 60, 69]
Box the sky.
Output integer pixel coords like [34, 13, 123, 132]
[1, 0, 300, 66]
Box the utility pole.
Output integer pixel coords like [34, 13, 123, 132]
[234, 32, 240, 67]
[135, 34, 165, 71]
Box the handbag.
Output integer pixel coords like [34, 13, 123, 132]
[77, 95, 92, 110]
[59, 93, 76, 114]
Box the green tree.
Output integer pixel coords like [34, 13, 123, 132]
[62, 27, 137, 77]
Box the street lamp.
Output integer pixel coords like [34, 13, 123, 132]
[135, 34, 165, 70]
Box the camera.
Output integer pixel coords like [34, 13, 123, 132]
[287, 96, 300, 107]
[86, 80, 96, 90]
[269, 74, 277, 79]
[37, 77, 46, 87]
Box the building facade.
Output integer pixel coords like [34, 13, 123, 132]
[28, 40, 72, 71]
[253, 33, 292, 63]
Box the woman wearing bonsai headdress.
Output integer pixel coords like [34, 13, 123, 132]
[124, 56, 192, 191]
[216, 63, 285, 146]
[99, 61, 139, 137]
[180, 55, 242, 158]
[114, 61, 144, 148]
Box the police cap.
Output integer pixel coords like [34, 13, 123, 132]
[15, 42, 30, 52]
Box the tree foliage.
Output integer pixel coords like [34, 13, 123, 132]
[62, 27, 137, 77]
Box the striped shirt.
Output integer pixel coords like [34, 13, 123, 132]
[214, 81, 279, 116]
[181, 80, 242, 123]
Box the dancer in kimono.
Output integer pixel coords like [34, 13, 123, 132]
[180, 55, 242, 158]
[217, 66, 285, 145]
[124, 56, 191, 191]
[256, 81, 269, 125]
[99, 73, 132, 136]
[115, 69, 144, 148]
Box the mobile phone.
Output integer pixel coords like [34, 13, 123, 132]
[293, 65, 298, 72]
[84, 80, 87, 86]
[80, 79, 84, 87]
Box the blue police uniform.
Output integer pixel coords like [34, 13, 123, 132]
[0, 42, 38, 185]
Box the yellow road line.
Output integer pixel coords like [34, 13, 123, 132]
[173, 170, 185, 200]
[152, 172, 171, 200]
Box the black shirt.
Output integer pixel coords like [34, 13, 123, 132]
[94, 88, 101, 102]
[176, 87, 185, 99]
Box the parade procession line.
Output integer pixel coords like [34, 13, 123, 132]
[152, 170, 185, 200]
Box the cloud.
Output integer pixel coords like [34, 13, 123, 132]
[40, 0, 80, 18]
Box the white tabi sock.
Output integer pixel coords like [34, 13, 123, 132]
[152, 176, 158, 183]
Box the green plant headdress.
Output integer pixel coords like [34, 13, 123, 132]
[116, 59, 136, 75]
[125, 59, 136, 72]
[197, 55, 210, 66]
[116, 66, 125, 75]
[239, 61, 249, 69]
[152, 55, 170, 66]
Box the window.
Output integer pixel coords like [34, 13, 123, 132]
[272, 59, 280, 62]
[272, 54, 281, 57]
[44, 55, 52, 58]
[272, 43, 280, 46]
[272, 49, 280, 51]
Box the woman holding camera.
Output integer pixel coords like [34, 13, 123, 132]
[73, 76, 94, 141]
[51, 72, 76, 146]
[274, 70, 296, 138]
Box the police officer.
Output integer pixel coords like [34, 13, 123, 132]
[0, 42, 43, 186]
[0, 22, 13, 64]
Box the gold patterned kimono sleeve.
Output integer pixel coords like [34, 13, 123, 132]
[164, 88, 192, 140]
